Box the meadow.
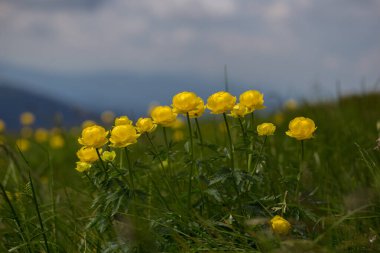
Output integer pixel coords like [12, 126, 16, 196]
[0, 90, 379, 253]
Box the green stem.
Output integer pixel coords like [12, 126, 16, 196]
[29, 172, 50, 253]
[145, 132, 165, 170]
[247, 113, 255, 172]
[186, 113, 194, 211]
[124, 148, 135, 199]
[194, 118, 204, 159]
[295, 140, 304, 202]
[162, 127, 172, 173]
[252, 136, 267, 175]
[0, 183, 32, 253]
[223, 113, 234, 169]
[96, 148, 108, 177]
[145, 132, 180, 203]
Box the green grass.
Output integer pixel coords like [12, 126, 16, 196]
[0, 92, 379, 252]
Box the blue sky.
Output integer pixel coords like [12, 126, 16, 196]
[0, 0, 379, 112]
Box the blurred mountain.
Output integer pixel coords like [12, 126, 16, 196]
[0, 80, 98, 130]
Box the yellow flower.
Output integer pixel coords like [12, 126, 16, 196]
[171, 119, 185, 129]
[206, 91, 236, 114]
[16, 138, 30, 152]
[101, 111, 115, 124]
[270, 215, 291, 235]
[0, 119, 5, 132]
[286, 117, 316, 140]
[78, 125, 108, 148]
[75, 161, 91, 173]
[50, 135, 65, 149]
[228, 103, 248, 118]
[20, 127, 33, 138]
[101, 150, 116, 162]
[109, 125, 140, 148]
[20, 112, 35, 126]
[284, 99, 298, 110]
[188, 97, 206, 118]
[172, 91, 202, 115]
[239, 90, 265, 113]
[114, 116, 133, 126]
[34, 128, 49, 143]
[173, 130, 184, 142]
[136, 118, 157, 133]
[257, 123, 276, 136]
[82, 120, 96, 129]
[151, 106, 177, 127]
[76, 146, 99, 163]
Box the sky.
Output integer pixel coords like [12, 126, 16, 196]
[0, 0, 379, 113]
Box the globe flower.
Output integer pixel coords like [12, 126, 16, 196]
[228, 103, 248, 118]
[188, 97, 206, 118]
[270, 215, 291, 235]
[257, 123, 276, 136]
[101, 111, 115, 124]
[50, 135, 65, 149]
[101, 150, 116, 162]
[16, 138, 30, 152]
[20, 112, 35, 126]
[109, 125, 140, 148]
[78, 125, 108, 148]
[114, 116, 133, 126]
[286, 117, 316, 140]
[34, 128, 49, 143]
[75, 162, 91, 173]
[206, 91, 236, 114]
[20, 127, 33, 138]
[136, 117, 157, 133]
[172, 91, 199, 113]
[239, 90, 265, 113]
[0, 119, 5, 132]
[76, 146, 99, 163]
[81, 120, 96, 129]
[151, 106, 177, 127]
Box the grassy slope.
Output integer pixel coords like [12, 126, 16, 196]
[0, 92, 379, 252]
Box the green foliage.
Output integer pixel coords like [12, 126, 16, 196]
[0, 93, 379, 252]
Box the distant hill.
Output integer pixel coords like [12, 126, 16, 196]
[0, 80, 99, 130]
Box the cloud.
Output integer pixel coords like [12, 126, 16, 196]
[0, 0, 379, 97]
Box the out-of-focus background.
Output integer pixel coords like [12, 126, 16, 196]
[0, 0, 379, 128]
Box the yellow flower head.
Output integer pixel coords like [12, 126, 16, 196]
[284, 99, 298, 110]
[172, 91, 202, 115]
[75, 161, 91, 173]
[101, 111, 115, 124]
[78, 125, 108, 148]
[239, 90, 265, 113]
[82, 120, 96, 129]
[171, 119, 185, 129]
[101, 150, 116, 162]
[257, 123, 276, 136]
[0, 119, 5, 132]
[228, 103, 248, 118]
[114, 116, 133, 126]
[286, 117, 316, 140]
[136, 117, 157, 133]
[50, 135, 65, 149]
[34, 128, 49, 143]
[188, 97, 205, 118]
[206, 91, 236, 114]
[109, 125, 140, 148]
[270, 215, 291, 235]
[21, 127, 33, 138]
[151, 106, 178, 127]
[173, 130, 185, 142]
[16, 138, 30, 152]
[20, 112, 35, 126]
[76, 146, 99, 163]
